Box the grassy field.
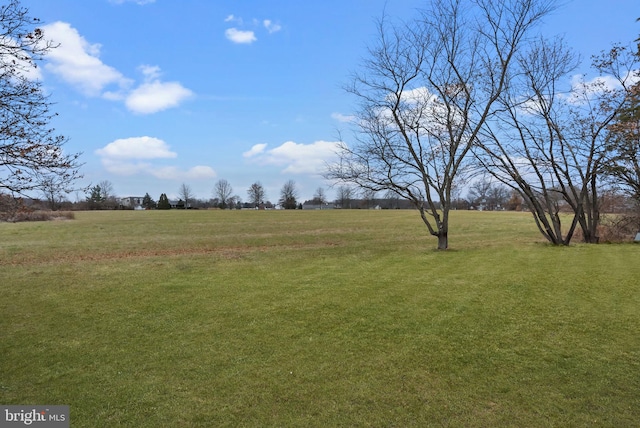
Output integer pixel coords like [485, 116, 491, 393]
[1, 209, 639, 427]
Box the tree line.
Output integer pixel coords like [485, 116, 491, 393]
[81, 179, 302, 210]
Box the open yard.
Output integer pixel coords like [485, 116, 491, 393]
[1, 210, 639, 426]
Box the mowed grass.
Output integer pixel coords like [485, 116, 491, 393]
[1, 210, 639, 427]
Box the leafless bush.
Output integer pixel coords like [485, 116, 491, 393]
[0, 194, 29, 222]
[0, 194, 75, 222]
[596, 213, 640, 243]
[2, 210, 75, 222]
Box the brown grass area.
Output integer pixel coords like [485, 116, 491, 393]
[0, 240, 341, 266]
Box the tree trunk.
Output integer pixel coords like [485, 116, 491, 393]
[437, 232, 448, 250]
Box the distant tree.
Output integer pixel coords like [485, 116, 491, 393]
[279, 180, 298, 209]
[86, 185, 106, 210]
[335, 185, 354, 209]
[39, 174, 68, 210]
[466, 178, 492, 209]
[97, 180, 117, 209]
[142, 193, 155, 209]
[383, 189, 401, 209]
[505, 190, 523, 211]
[178, 183, 194, 208]
[191, 198, 210, 209]
[247, 182, 266, 208]
[226, 195, 241, 210]
[360, 188, 377, 209]
[97, 180, 114, 200]
[488, 185, 509, 210]
[466, 177, 509, 210]
[157, 193, 170, 209]
[313, 187, 328, 207]
[0, 0, 83, 196]
[213, 179, 233, 209]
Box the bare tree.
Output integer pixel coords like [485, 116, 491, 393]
[335, 185, 354, 209]
[1, 0, 83, 196]
[606, 72, 640, 207]
[98, 179, 117, 207]
[247, 181, 266, 208]
[279, 179, 298, 209]
[466, 178, 493, 210]
[313, 187, 328, 207]
[213, 179, 233, 209]
[228, 194, 241, 209]
[466, 176, 509, 210]
[360, 188, 377, 209]
[178, 183, 194, 208]
[326, 0, 556, 249]
[98, 180, 114, 197]
[487, 185, 509, 211]
[383, 189, 401, 209]
[83, 180, 116, 210]
[475, 39, 638, 244]
[39, 174, 68, 210]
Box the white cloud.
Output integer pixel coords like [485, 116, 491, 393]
[40, 23, 192, 114]
[139, 64, 161, 80]
[626, 69, 640, 86]
[95, 136, 177, 159]
[400, 86, 439, 105]
[96, 136, 216, 179]
[224, 15, 281, 43]
[225, 28, 257, 44]
[571, 74, 621, 93]
[126, 79, 193, 114]
[566, 72, 639, 104]
[331, 112, 355, 123]
[41, 21, 130, 96]
[263, 20, 282, 34]
[245, 140, 342, 174]
[224, 15, 242, 24]
[243, 143, 267, 158]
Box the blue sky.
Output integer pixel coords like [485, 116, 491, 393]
[21, 0, 640, 203]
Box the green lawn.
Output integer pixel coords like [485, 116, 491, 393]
[1, 210, 639, 426]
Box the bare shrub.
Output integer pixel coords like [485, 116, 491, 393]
[12, 210, 75, 222]
[596, 213, 640, 243]
[0, 194, 29, 222]
[0, 194, 75, 222]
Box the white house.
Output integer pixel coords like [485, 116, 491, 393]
[119, 196, 144, 210]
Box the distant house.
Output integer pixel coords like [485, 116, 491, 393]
[169, 199, 189, 209]
[119, 196, 144, 210]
